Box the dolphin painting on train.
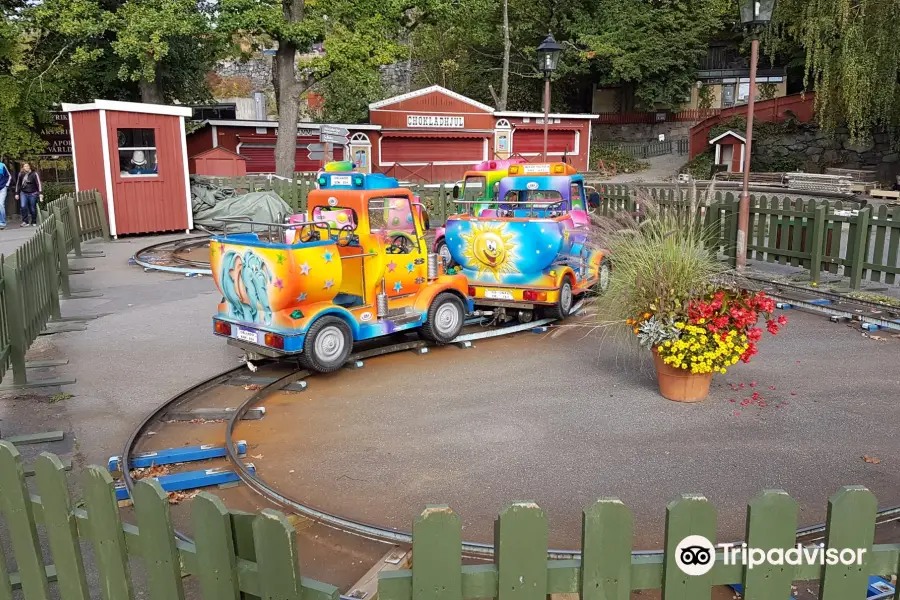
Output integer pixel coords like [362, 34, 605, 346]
[220, 250, 274, 325]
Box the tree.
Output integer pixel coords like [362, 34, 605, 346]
[768, 0, 900, 141]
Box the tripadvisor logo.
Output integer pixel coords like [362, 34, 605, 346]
[675, 535, 868, 576]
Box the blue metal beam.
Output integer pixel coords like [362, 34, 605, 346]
[115, 464, 255, 500]
[108, 441, 248, 472]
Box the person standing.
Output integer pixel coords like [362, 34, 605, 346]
[0, 160, 10, 229]
[15, 162, 42, 227]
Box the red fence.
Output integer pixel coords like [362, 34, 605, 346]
[594, 109, 722, 125]
[688, 92, 816, 159]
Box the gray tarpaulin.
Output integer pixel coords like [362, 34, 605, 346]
[191, 178, 293, 232]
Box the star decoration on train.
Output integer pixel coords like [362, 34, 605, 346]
[324, 279, 334, 290]
[299, 262, 311, 275]
[273, 278, 284, 290]
[387, 261, 397, 272]
[323, 250, 333, 263]
[406, 262, 415, 273]
[296, 292, 308, 302]
[393, 281, 403, 292]
[276, 253, 286, 265]
[218, 242, 226, 253]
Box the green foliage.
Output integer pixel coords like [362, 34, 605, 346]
[697, 85, 715, 110]
[758, 82, 777, 101]
[709, 115, 804, 172]
[315, 68, 384, 124]
[769, 0, 900, 141]
[591, 143, 649, 174]
[682, 151, 715, 179]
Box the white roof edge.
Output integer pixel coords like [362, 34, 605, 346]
[368, 85, 495, 113]
[201, 120, 382, 130]
[494, 111, 600, 120]
[709, 130, 746, 144]
[63, 99, 192, 117]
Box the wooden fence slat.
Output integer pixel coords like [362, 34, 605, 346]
[819, 486, 877, 600]
[581, 499, 632, 600]
[495, 503, 548, 600]
[3, 256, 27, 384]
[253, 509, 304, 600]
[809, 202, 827, 284]
[870, 205, 888, 282]
[766, 197, 779, 263]
[753, 196, 766, 261]
[788, 198, 803, 267]
[411, 506, 462, 600]
[133, 479, 186, 600]
[848, 207, 872, 289]
[82, 466, 133, 600]
[886, 206, 899, 285]
[192, 493, 241, 600]
[741, 490, 798, 600]
[230, 510, 262, 600]
[0, 534, 12, 600]
[33, 453, 90, 600]
[0, 441, 51, 600]
[662, 494, 716, 600]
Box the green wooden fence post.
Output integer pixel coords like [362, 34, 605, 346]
[82, 466, 134, 600]
[192, 493, 241, 600]
[66, 195, 84, 255]
[133, 479, 186, 600]
[741, 490, 798, 600]
[94, 191, 111, 240]
[0, 532, 12, 600]
[230, 510, 262, 600]
[252, 509, 305, 600]
[411, 506, 462, 600]
[2, 258, 27, 385]
[581, 499, 632, 600]
[808, 202, 827, 285]
[819, 486, 877, 600]
[662, 494, 716, 600]
[42, 231, 61, 320]
[34, 453, 90, 600]
[0, 441, 51, 600]
[495, 503, 548, 600]
[848, 207, 872, 290]
[51, 204, 71, 297]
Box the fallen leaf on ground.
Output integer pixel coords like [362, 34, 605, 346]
[147, 431, 156, 436]
[250, 454, 264, 459]
[244, 384, 262, 390]
[863, 455, 882, 464]
[870, 335, 884, 341]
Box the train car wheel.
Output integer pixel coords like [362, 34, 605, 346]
[543, 278, 573, 321]
[300, 316, 352, 373]
[421, 292, 465, 343]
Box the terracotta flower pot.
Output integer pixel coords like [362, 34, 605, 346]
[652, 349, 713, 403]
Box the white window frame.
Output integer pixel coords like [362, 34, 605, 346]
[117, 128, 159, 178]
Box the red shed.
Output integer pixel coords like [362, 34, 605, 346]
[492, 111, 597, 172]
[710, 130, 746, 174]
[62, 99, 193, 237]
[189, 147, 247, 177]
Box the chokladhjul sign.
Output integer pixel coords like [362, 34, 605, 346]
[406, 115, 465, 128]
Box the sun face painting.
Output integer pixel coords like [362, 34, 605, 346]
[460, 223, 520, 280]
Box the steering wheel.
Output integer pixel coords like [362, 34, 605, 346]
[297, 224, 318, 243]
[336, 224, 355, 247]
[388, 233, 415, 254]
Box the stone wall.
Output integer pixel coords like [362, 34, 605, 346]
[217, 56, 273, 93]
[592, 121, 695, 142]
[753, 123, 899, 180]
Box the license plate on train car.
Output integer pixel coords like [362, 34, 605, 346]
[236, 328, 258, 343]
[485, 290, 514, 300]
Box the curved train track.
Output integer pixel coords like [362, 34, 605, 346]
[122, 297, 900, 562]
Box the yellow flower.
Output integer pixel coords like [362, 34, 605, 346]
[675, 322, 685, 329]
[697, 318, 706, 324]
[643, 312, 651, 319]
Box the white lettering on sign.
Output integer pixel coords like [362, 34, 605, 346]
[526, 181, 539, 190]
[406, 115, 465, 128]
[298, 128, 317, 137]
[331, 175, 352, 186]
[523, 164, 550, 174]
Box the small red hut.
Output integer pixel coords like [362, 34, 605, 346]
[62, 99, 194, 237]
[189, 147, 247, 177]
[709, 130, 746, 174]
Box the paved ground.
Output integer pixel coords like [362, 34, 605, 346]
[239, 310, 900, 550]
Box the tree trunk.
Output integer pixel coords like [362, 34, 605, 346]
[498, 0, 510, 110]
[273, 0, 305, 178]
[139, 76, 164, 104]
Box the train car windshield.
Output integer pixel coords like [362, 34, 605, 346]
[463, 176, 487, 202]
[502, 190, 564, 204]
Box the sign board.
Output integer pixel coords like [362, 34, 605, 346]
[330, 175, 352, 186]
[308, 151, 327, 161]
[406, 115, 464, 128]
[40, 111, 72, 156]
[320, 125, 350, 137]
[320, 133, 349, 146]
[522, 164, 550, 174]
[298, 128, 318, 137]
[306, 143, 326, 152]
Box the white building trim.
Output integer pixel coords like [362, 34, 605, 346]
[709, 130, 746, 145]
[63, 100, 192, 117]
[493, 111, 599, 120]
[211, 125, 218, 148]
[179, 116, 194, 231]
[69, 116, 80, 192]
[201, 120, 382, 130]
[98, 110, 118, 237]
[369, 85, 495, 113]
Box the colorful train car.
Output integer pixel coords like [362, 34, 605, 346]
[210, 169, 471, 372]
[444, 162, 609, 322]
[432, 158, 526, 267]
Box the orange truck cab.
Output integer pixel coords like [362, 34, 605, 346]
[210, 169, 471, 372]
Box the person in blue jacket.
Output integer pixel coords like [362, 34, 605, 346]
[0, 160, 10, 229]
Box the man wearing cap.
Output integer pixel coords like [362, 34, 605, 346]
[128, 150, 155, 175]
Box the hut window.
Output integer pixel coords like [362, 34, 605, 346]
[117, 128, 158, 177]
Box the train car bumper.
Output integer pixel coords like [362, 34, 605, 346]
[213, 318, 305, 355]
[467, 285, 559, 307]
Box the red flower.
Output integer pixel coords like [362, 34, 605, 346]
[747, 327, 763, 342]
[766, 319, 779, 335]
[777, 315, 788, 326]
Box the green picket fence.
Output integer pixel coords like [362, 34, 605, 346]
[0, 189, 108, 385]
[594, 184, 900, 289]
[1, 445, 898, 600]
[0, 442, 340, 600]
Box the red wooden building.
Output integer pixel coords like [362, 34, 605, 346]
[62, 99, 193, 237]
[184, 86, 598, 183]
[188, 147, 247, 177]
[710, 130, 746, 173]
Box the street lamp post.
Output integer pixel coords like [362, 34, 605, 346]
[736, 0, 776, 271]
[536, 33, 562, 161]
